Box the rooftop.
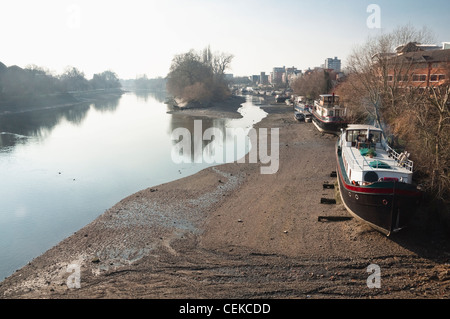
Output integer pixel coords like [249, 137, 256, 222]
[346, 124, 382, 131]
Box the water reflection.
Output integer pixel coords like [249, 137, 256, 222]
[134, 90, 166, 103]
[91, 97, 120, 113]
[167, 95, 267, 165]
[0, 92, 266, 281]
[0, 95, 123, 148]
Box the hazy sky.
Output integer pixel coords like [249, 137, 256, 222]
[1, 0, 449, 79]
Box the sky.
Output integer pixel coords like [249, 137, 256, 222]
[1, 0, 449, 79]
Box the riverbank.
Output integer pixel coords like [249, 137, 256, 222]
[0, 89, 125, 115]
[166, 95, 247, 119]
[0, 96, 449, 299]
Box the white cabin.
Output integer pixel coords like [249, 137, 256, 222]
[339, 124, 414, 185]
[314, 94, 347, 119]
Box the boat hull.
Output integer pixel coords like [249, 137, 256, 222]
[312, 112, 347, 135]
[336, 143, 422, 235]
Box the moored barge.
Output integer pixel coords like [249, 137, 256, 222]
[336, 124, 422, 235]
[312, 94, 347, 134]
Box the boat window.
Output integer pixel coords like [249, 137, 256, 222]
[369, 131, 382, 143]
[347, 130, 362, 143]
[346, 130, 354, 142]
[355, 131, 367, 142]
[347, 129, 383, 145]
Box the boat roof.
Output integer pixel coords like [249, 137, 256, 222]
[346, 124, 382, 131]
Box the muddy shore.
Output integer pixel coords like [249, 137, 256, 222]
[0, 95, 449, 300]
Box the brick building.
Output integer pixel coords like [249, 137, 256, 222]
[381, 43, 450, 88]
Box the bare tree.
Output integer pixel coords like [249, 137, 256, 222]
[291, 69, 332, 100]
[421, 68, 450, 200]
[345, 24, 436, 136]
[212, 52, 234, 76]
[60, 66, 90, 92]
[334, 73, 368, 123]
[166, 47, 233, 105]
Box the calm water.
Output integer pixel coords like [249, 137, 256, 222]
[0, 92, 267, 281]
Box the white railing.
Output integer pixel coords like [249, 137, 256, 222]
[385, 144, 414, 172]
[342, 142, 413, 172]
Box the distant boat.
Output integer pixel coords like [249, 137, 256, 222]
[275, 95, 288, 103]
[294, 111, 305, 121]
[312, 94, 347, 134]
[294, 103, 312, 122]
[336, 124, 423, 235]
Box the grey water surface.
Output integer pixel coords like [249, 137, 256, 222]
[0, 92, 267, 281]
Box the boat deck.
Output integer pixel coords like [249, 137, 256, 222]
[342, 142, 413, 184]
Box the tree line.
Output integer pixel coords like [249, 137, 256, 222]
[290, 69, 336, 101]
[133, 75, 167, 91]
[0, 62, 121, 110]
[166, 46, 233, 106]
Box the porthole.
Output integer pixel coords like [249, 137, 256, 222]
[355, 194, 359, 200]
[364, 171, 379, 183]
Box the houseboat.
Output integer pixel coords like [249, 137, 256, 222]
[336, 124, 422, 236]
[312, 94, 347, 134]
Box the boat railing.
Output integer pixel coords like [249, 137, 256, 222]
[343, 143, 413, 172]
[385, 144, 414, 172]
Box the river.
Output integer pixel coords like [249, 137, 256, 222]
[0, 91, 267, 281]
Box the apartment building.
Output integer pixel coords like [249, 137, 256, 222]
[324, 57, 341, 72]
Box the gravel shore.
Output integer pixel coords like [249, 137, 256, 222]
[1, 95, 449, 299]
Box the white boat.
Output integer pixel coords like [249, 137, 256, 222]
[312, 94, 347, 134]
[336, 124, 423, 235]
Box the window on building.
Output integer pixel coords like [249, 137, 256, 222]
[430, 74, 439, 82]
[438, 74, 446, 81]
[396, 74, 410, 82]
[412, 74, 427, 82]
